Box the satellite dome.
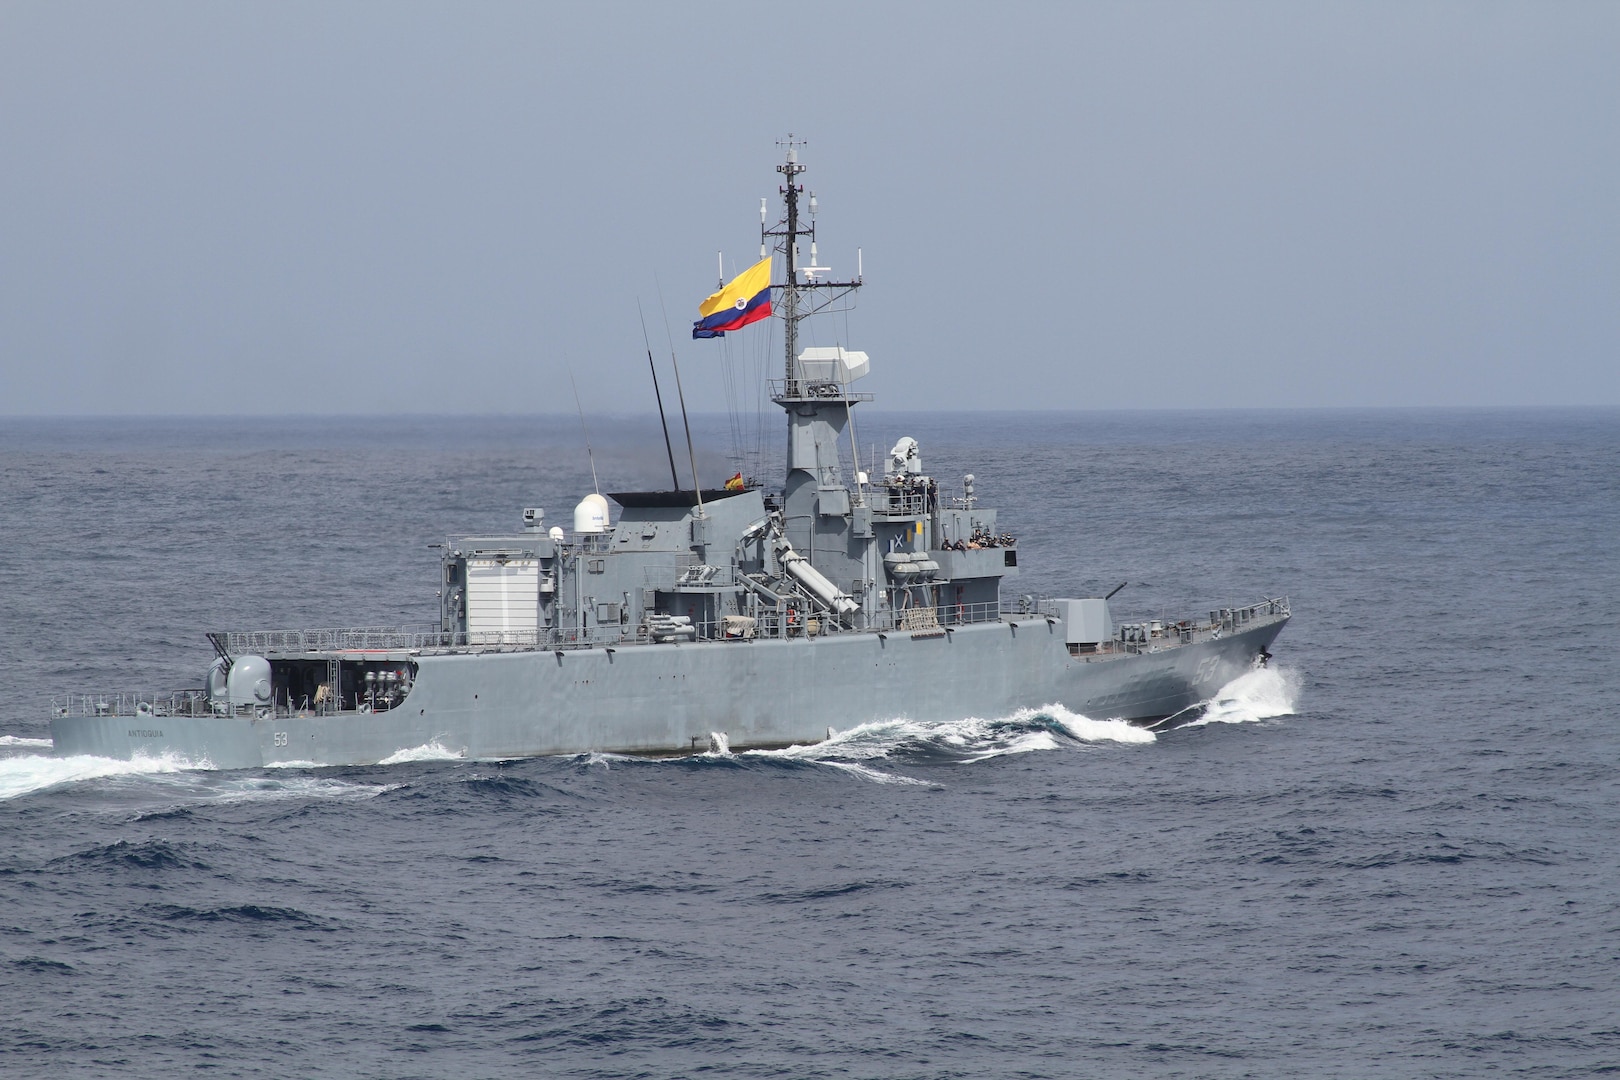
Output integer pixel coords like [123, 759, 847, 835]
[573, 493, 610, 534]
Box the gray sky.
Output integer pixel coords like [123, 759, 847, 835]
[2, 1, 1616, 416]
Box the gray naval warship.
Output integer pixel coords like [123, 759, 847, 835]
[51, 146, 1290, 769]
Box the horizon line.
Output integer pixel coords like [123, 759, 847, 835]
[5, 403, 1619, 422]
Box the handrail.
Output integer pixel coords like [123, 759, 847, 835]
[208, 596, 1290, 657]
[766, 379, 874, 402]
[868, 490, 930, 517]
[50, 688, 408, 721]
[52, 690, 212, 720]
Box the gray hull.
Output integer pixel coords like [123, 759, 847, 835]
[51, 615, 1286, 770]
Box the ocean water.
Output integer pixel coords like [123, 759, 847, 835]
[1, 408, 1617, 1078]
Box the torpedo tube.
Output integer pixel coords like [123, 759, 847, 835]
[776, 541, 859, 624]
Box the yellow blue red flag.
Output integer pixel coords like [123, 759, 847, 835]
[693, 257, 772, 339]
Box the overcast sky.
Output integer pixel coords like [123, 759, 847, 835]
[2, 1, 1616, 416]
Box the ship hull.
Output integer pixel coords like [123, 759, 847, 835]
[50, 615, 1287, 769]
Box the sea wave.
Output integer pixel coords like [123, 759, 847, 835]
[728, 667, 1297, 779]
[0, 750, 207, 802]
[377, 739, 466, 765]
[0, 735, 54, 749]
[734, 702, 1154, 783]
[817, 760, 937, 786]
[169, 774, 401, 806]
[1184, 665, 1302, 727]
[0, 749, 398, 805]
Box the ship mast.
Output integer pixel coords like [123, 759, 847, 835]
[776, 144, 804, 393]
[763, 139, 872, 584]
[763, 136, 861, 396]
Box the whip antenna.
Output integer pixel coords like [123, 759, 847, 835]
[638, 300, 682, 490]
[655, 281, 704, 520]
[564, 361, 599, 495]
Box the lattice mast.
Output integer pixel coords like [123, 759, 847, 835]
[762, 137, 862, 397]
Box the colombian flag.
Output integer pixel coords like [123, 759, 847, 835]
[692, 257, 772, 339]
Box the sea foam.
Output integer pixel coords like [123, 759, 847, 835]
[1187, 665, 1302, 727]
[377, 739, 466, 765]
[0, 750, 206, 802]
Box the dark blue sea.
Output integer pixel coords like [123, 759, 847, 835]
[2, 408, 1617, 1078]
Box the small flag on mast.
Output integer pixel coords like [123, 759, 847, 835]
[692, 257, 772, 339]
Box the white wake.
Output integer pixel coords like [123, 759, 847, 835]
[727, 666, 1298, 782]
[377, 739, 466, 765]
[0, 743, 397, 804]
[0, 750, 204, 802]
[1185, 665, 1302, 726]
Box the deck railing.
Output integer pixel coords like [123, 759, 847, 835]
[52, 690, 211, 720]
[50, 689, 414, 721]
[209, 596, 1291, 658]
[218, 626, 625, 654]
[866, 489, 930, 517]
